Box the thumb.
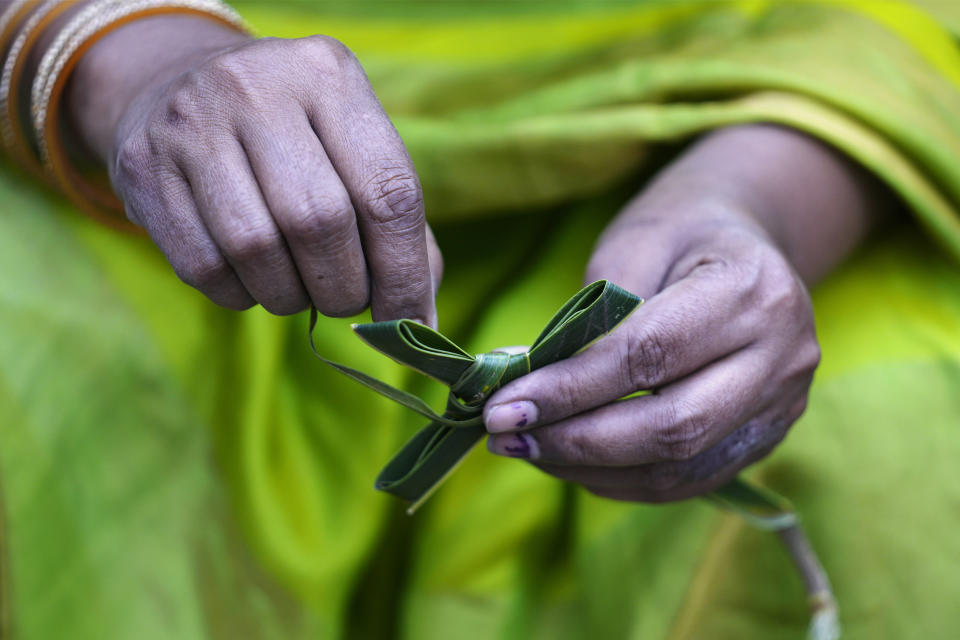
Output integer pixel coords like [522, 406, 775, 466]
[584, 219, 679, 299]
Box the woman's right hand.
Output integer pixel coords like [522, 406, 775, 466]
[82, 25, 441, 322]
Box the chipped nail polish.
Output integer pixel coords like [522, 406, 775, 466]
[489, 433, 540, 460]
[485, 401, 539, 433]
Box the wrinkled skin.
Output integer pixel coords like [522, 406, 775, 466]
[485, 201, 820, 502]
[69, 23, 441, 323]
[484, 124, 884, 501]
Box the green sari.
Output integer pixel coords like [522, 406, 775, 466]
[2, 1, 959, 638]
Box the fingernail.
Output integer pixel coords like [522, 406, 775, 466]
[485, 401, 539, 433]
[488, 433, 540, 460]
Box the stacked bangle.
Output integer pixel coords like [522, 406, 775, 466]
[0, 0, 42, 55]
[0, 0, 77, 177]
[0, 0, 39, 150]
[0, 0, 250, 228]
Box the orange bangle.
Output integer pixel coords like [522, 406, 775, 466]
[33, 0, 249, 230]
[0, 0, 79, 178]
[0, 0, 43, 59]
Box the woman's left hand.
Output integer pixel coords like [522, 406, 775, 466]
[483, 197, 821, 502]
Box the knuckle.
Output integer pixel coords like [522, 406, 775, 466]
[781, 336, 821, 385]
[788, 395, 809, 423]
[623, 323, 671, 389]
[301, 34, 349, 56]
[765, 282, 804, 319]
[297, 34, 357, 75]
[156, 83, 235, 152]
[173, 251, 232, 291]
[654, 402, 710, 461]
[220, 222, 281, 262]
[801, 339, 822, 372]
[556, 429, 594, 466]
[250, 35, 284, 52]
[757, 257, 808, 317]
[143, 124, 172, 163]
[113, 135, 152, 190]
[202, 51, 262, 102]
[737, 414, 790, 459]
[142, 122, 168, 158]
[278, 192, 355, 239]
[163, 84, 204, 130]
[362, 169, 425, 230]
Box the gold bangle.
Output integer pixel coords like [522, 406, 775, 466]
[0, 0, 78, 176]
[0, 0, 42, 58]
[31, 0, 249, 228]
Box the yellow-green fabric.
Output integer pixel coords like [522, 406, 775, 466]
[1, 1, 959, 638]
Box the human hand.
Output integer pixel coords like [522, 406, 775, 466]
[483, 201, 820, 502]
[106, 33, 441, 320]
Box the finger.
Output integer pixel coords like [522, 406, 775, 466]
[484, 262, 755, 433]
[487, 347, 785, 466]
[121, 165, 253, 310]
[579, 426, 782, 503]
[179, 137, 310, 315]
[529, 399, 800, 501]
[240, 110, 370, 316]
[304, 46, 433, 324]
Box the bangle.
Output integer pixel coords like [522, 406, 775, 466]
[0, 0, 78, 177]
[32, 0, 249, 228]
[0, 0, 42, 58]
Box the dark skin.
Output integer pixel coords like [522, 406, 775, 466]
[485, 124, 881, 501]
[63, 13, 444, 323]
[5, 7, 888, 501]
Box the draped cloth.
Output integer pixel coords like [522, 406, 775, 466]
[1, 1, 959, 638]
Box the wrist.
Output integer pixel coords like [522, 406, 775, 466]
[606, 179, 777, 257]
[64, 13, 249, 164]
[614, 124, 883, 285]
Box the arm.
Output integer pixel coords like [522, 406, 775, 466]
[483, 124, 891, 501]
